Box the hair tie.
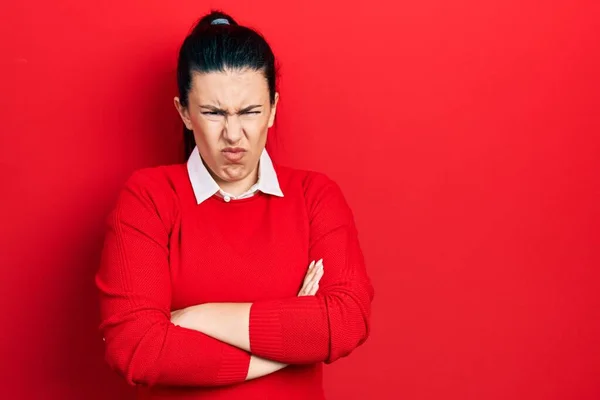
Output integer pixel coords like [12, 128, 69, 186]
[211, 18, 230, 25]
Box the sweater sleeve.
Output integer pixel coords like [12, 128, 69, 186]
[249, 172, 374, 364]
[96, 170, 251, 387]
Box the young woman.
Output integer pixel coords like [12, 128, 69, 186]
[96, 10, 374, 399]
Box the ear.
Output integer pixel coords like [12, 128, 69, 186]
[174, 97, 193, 130]
[267, 92, 280, 128]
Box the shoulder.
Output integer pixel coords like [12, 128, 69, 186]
[123, 164, 186, 198]
[274, 164, 338, 192]
[274, 164, 350, 216]
[115, 163, 187, 222]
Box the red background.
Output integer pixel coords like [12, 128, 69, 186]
[2, 1, 599, 399]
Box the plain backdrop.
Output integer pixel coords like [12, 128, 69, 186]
[1, 1, 599, 399]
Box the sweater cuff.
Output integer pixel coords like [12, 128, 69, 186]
[215, 344, 251, 385]
[249, 300, 284, 360]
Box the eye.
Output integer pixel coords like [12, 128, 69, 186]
[202, 111, 220, 116]
[243, 111, 261, 115]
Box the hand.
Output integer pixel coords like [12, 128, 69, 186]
[297, 259, 324, 296]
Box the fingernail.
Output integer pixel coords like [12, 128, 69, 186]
[309, 261, 315, 269]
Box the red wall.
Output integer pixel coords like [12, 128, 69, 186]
[2, 1, 599, 399]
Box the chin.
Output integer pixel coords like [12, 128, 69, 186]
[219, 163, 248, 181]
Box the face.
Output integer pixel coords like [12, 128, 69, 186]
[175, 68, 278, 190]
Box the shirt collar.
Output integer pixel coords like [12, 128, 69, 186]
[187, 146, 284, 204]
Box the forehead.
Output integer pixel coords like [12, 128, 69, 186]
[189, 68, 269, 106]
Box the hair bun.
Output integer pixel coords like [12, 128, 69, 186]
[211, 18, 230, 25]
[195, 11, 238, 30]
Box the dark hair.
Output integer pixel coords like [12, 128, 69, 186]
[177, 11, 278, 158]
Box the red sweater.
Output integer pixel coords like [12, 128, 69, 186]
[96, 163, 374, 399]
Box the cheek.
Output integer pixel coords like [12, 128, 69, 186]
[191, 119, 220, 148]
[241, 117, 269, 138]
[191, 114, 211, 130]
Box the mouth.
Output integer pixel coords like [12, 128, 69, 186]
[222, 147, 247, 162]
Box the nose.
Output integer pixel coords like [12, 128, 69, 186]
[223, 114, 243, 144]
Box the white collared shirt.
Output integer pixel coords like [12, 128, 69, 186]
[187, 146, 284, 204]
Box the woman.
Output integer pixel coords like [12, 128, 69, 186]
[96, 10, 374, 399]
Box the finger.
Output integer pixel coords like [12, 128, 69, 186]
[307, 274, 321, 296]
[305, 261, 324, 295]
[299, 259, 323, 296]
[308, 264, 324, 295]
[305, 265, 320, 291]
[301, 260, 317, 287]
[298, 261, 317, 296]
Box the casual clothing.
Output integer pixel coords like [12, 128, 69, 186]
[96, 149, 374, 399]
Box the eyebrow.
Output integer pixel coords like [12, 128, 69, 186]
[199, 104, 263, 114]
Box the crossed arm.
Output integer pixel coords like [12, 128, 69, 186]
[170, 260, 324, 380]
[96, 171, 373, 388]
